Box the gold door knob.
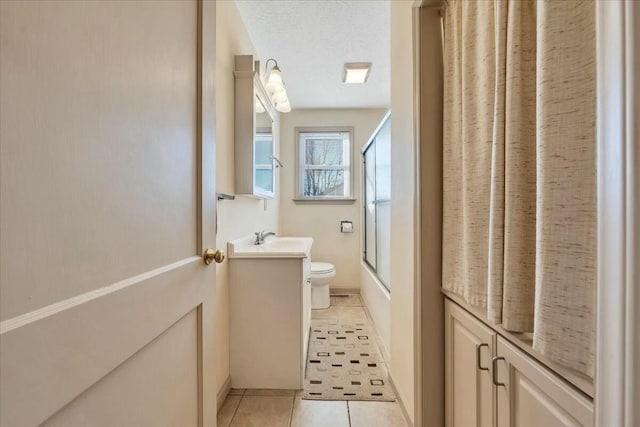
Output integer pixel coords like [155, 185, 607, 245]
[203, 248, 225, 265]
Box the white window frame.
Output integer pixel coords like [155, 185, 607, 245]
[294, 127, 356, 202]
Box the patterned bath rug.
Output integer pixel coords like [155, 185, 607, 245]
[303, 319, 396, 401]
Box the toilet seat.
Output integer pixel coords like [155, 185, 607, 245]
[311, 262, 335, 275]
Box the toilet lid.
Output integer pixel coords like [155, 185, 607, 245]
[311, 262, 335, 274]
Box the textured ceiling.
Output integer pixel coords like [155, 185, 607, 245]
[235, 0, 390, 109]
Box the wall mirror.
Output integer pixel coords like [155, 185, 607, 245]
[254, 93, 275, 197]
[234, 54, 278, 199]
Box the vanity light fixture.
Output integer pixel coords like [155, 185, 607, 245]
[265, 58, 291, 113]
[343, 62, 372, 84]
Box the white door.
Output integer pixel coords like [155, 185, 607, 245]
[0, 1, 218, 426]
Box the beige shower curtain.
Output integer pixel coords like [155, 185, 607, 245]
[442, 0, 596, 377]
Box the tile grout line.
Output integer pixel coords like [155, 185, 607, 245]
[287, 395, 295, 427]
[228, 393, 243, 427]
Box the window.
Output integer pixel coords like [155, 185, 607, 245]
[363, 112, 391, 290]
[295, 128, 354, 200]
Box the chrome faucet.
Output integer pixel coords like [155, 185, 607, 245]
[254, 231, 276, 245]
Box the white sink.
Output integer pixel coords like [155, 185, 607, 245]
[227, 235, 313, 258]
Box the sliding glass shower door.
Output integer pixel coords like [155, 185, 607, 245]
[363, 112, 391, 290]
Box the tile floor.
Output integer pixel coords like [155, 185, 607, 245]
[217, 295, 408, 427]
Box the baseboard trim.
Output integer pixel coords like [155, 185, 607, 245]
[388, 374, 414, 427]
[329, 287, 360, 295]
[217, 375, 232, 412]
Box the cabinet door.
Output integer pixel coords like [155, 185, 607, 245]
[445, 299, 496, 427]
[495, 337, 593, 427]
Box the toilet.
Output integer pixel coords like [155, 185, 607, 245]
[310, 262, 335, 309]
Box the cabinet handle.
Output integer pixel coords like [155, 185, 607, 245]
[492, 356, 506, 387]
[476, 343, 489, 371]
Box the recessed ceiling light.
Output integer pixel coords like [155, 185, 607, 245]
[343, 62, 371, 84]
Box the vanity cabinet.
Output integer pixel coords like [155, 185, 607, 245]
[228, 243, 312, 390]
[234, 54, 277, 199]
[445, 299, 594, 427]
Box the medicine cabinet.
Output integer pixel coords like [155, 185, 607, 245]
[234, 55, 278, 199]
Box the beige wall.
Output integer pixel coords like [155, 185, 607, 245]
[390, 0, 416, 422]
[279, 109, 386, 289]
[215, 0, 280, 394]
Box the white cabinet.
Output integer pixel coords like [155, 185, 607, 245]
[445, 298, 594, 427]
[495, 337, 593, 427]
[234, 55, 277, 199]
[229, 255, 311, 389]
[445, 299, 496, 427]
